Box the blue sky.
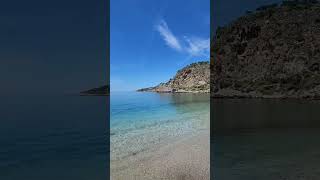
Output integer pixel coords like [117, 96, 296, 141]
[111, 0, 210, 91]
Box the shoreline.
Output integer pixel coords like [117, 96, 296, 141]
[111, 130, 210, 180]
[211, 89, 320, 100]
[211, 94, 320, 100]
[136, 90, 210, 94]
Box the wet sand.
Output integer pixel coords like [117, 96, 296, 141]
[111, 130, 210, 180]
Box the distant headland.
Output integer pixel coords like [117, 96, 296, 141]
[137, 61, 210, 93]
[80, 85, 109, 96]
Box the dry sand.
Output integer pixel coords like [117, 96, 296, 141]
[111, 130, 210, 180]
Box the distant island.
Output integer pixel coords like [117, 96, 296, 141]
[211, 1, 320, 99]
[80, 85, 109, 96]
[137, 61, 210, 93]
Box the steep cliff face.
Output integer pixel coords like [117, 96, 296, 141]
[138, 61, 210, 93]
[211, 3, 320, 98]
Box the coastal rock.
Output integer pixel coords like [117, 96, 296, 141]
[80, 85, 109, 96]
[211, 2, 320, 99]
[138, 61, 210, 93]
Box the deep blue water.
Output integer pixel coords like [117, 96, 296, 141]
[212, 99, 320, 180]
[0, 94, 108, 180]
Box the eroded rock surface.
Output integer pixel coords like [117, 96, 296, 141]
[211, 3, 320, 99]
[138, 61, 210, 93]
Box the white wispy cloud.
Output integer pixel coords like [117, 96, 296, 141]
[155, 19, 182, 51]
[184, 37, 210, 57]
[155, 19, 209, 57]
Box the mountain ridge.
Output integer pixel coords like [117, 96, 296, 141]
[138, 61, 210, 93]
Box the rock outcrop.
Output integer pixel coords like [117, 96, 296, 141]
[80, 85, 109, 96]
[211, 2, 320, 99]
[138, 61, 210, 93]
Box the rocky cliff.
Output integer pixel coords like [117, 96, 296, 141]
[211, 2, 320, 99]
[138, 61, 210, 93]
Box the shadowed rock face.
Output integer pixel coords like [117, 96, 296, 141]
[138, 61, 210, 93]
[211, 3, 320, 99]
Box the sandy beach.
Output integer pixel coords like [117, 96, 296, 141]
[111, 130, 210, 180]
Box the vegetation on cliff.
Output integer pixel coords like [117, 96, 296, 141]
[211, 2, 320, 98]
[138, 61, 210, 93]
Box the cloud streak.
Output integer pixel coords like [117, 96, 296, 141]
[184, 37, 210, 57]
[155, 20, 182, 51]
[155, 19, 209, 57]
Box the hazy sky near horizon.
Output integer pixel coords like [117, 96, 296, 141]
[111, 0, 210, 91]
[0, 0, 108, 95]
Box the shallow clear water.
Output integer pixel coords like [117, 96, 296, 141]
[0, 94, 108, 180]
[110, 92, 210, 161]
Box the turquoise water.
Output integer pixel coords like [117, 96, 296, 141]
[110, 92, 210, 161]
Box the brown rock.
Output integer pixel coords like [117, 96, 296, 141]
[138, 61, 209, 93]
[211, 3, 320, 99]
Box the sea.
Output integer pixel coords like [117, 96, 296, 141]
[110, 91, 210, 162]
[0, 94, 109, 180]
[0, 92, 210, 180]
[212, 99, 320, 180]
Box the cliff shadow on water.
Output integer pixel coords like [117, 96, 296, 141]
[211, 98, 320, 132]
[211, 98, 320, 180]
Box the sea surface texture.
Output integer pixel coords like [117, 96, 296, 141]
[0, 94, 108, 180]
[212, 99, 320, 180]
